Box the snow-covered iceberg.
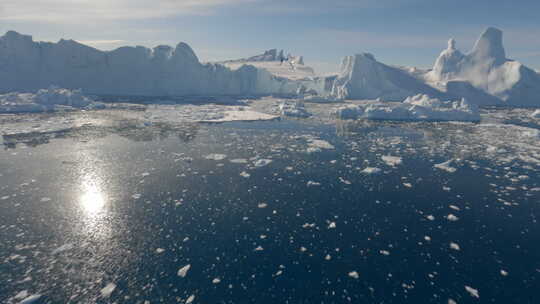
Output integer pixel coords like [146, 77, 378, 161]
[0, 86, 103, 113]
[334, 94, 480, 122]
[428, 27, 540, 106]
[0, 31, 300, 97]
[330, 53, 445, 101]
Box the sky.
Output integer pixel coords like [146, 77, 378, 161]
[1, 0, 539, 74]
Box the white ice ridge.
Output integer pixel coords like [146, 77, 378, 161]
[0, 86, 104, 113]
[0, 31, 302, 97]
[334, 94, 480, 122]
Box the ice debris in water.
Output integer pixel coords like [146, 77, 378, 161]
[446, 214, 459, 221]
[450, 242, 461, 251]
[307, 181, 321, 187]
[19, 294, 42, 304]
[434, 160, 457, 173]
[254, 159, 273, 167]
[382, 155, 402, 166]
[465, 286, 480, 298]
[205, 154, 227, 161]
[348, 271, 360, 279]
[186, 294, 196, 304]
[177, 264, 191, 277]
[531, 109, 540, 119]
[100, 283, 117, 298]
[362, 167, 382, 174]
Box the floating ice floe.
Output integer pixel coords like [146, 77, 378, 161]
[434, 160, 457, 173]
[0, 87, 104, 113]
[177, 264, 191, 277]
[205, 154, 227, 161]
[382, 155, 402, 166]
[100, 283, 117, 298]
[348, 271, 360, 279]
[361, 167, 382, 174]
[19, 294, 42, 304]
[334, 95, 480, 122]
[465, 286, 480, 298]
[531, 110, 540, 119]
[254, 159, 273, 167]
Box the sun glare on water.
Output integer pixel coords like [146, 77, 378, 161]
[80, 182, 106, 214]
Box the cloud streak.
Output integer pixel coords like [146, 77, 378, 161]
[0, 0, 256, 23]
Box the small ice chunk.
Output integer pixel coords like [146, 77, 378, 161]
[258, 202, 268, 209]
[446, 214, 459, 221]
[348, 271, 360, 279]
[339, 177, 352, 185]
[132, 193, 142, 199]
[382, 155, 402, 166]
[254, 246, 264, 251]
[212, 278, 221, 284]
[240, 171, 251, 178]
[100, 283, 117, 298]
[40, 197, 51, 202]
[155, 248, 165, 254]
[500, 269, 509, 276]
[328, 222, 336, 229]
[434, 160, 457, 173]
[177, 264, 191, 277]
[307, 181, 321, 187]
[426, 215, 435, 221]
[362, 167, 382, 174]
[254, 159, 272, 167]
[205, 154, 227, 161]
[19, 294, 42, 304]
[230, 158, 248, 164]
[186, 294, 196, 304]
[450, 242, 461, 251]
[379, 250, 390, 256]
[465, 286, 479, 298]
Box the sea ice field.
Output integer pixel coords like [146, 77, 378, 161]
[1, 98, 539, 304]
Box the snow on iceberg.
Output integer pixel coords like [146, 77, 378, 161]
[330, 53, 445, 101]
[334, 94, 480, 122]
[0, 86, 102, 113]
[428, 27, 540, 106]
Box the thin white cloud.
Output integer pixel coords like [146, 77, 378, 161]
[0, 0, 256, 23]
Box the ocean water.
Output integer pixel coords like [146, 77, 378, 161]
[0, 118, 539, 304]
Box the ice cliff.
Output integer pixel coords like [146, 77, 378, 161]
[0, 31, 299, 97]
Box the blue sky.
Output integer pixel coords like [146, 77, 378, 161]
[1, 0, 539, 73]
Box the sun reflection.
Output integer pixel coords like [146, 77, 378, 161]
[80, 182, 106, 215]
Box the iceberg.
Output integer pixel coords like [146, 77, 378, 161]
[0, 31, 301, 97]
[330, 53, 445, 101]
[334, 94, 480, 122]
[428, 27, 540, 106]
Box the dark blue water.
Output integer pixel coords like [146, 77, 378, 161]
[0, 120, 539, 304]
